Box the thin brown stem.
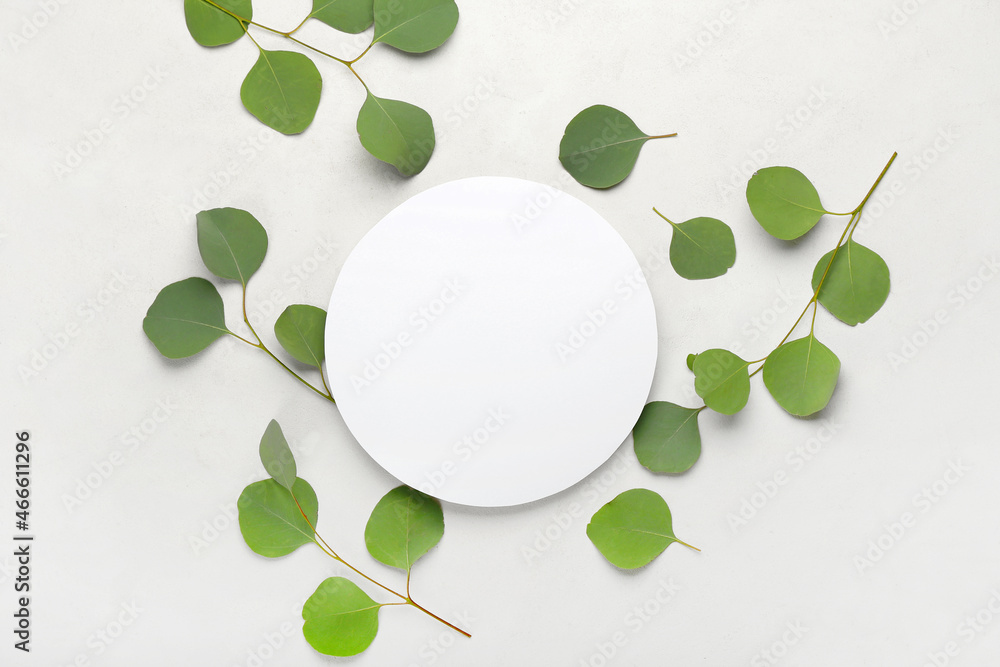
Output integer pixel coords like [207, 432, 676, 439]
[407, 598, 472, 638]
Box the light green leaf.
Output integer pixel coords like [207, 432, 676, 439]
[241, 49, 322, 135]
[746, 167, 827, 240]
[357, 92, 435, 176]
[364, 486, 443, 572]
[763, 334, 841, 417]
[693, 349, 751, 415]
[811, 240, 890, 326]
[373, 0, 459, 53]
[310, 0, 374, 33]
[196, 208, 268, 286]
[274, 305, 328, 367]
[237, 478, 317, 557]
[586, 489, 697, 569]
[259, 420, 296, 492]
[184, 0, 251, 47]
[302, 577, 380, 657]
[632, 402, 701, 474]
[559, 105, 673, 189]
[686, 353, 696, 371]
[142, 277, 228, 359]
[662, 214, 736, 280]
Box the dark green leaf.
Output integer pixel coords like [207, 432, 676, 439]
[664, 215, 736, 280]
[302, 577, 380, 656]
[357, 92, 435, 176]
[586, 489, 696, 569]
[632, 402, 701, 474]
[196, 208, 268, 286]
[142, 277, 228, 359]
[811, 240, 891, 326]
[310, 0, 374, 33]
[184, 0, 251, 47]
[763, 334, 841, 416]
[259, 420, 296, 492]
[746, 167, 827, 240]
[693, 349, 751, 415]
[237, 478, 317, 557]
[365, 486, 443, 572]
[373, 0, 459, 53]
[241, 49, 322, 135]
[274, 305, 327, 367]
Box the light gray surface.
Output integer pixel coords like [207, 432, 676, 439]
[2, 0, 998, 665]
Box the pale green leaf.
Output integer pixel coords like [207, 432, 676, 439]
[302, 577, 380, 656]
[812, 240, 890, 326]
[373, 0, 459, 53]
[586, 489, 696, 569]
[237, 478, 317, 557]
[364, 486, 443, 572]
[184, 0, 251, 47]
[241, 49, 322, 135]
[357, 92, 435, 176]
[746, 167, 827, 240]
[632, 402, 701, 474]
[274, 305, 327, 367]
[664, 215, 736, 280]
[693, 349, 751, 415]
[259, 420, 296, 492]
[196, 207, 268, 286]
[763, 334, 841, 416]
[142, 277, 228, 359]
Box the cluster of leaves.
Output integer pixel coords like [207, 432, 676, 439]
[241, 419, 468, 655]
[185, 0, 459, 175]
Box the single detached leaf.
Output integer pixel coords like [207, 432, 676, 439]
[237, 478, 318, 557]
[303, 577, 380, 657]
[693, 349, 751, 415]
[196, 208, 268, 286]
[559, 105, 672, 189]
[666, 216, 736, 280]
[746, 167, 827, 240]
[241, 49, 322, 135]
[184, 0, 251, 47]
[811, 240, 891, 326]
[632, 402, 701, 474]
[357, 93, 435, 176]
[365, 486, 443, 572]
[763, 334, 841, 417]
[259, 420, 296, 492]
[274, 305, 327, 367]
[373, 0, 459, 53]
[586, 489, 694, 569]
[142, 277, 228, 359]
[310, 0, 373, 33]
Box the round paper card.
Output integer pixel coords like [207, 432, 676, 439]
[325, 177, 658, 507]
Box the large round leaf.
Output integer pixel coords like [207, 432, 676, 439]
[258, 420, 296, 492]
[632, 402, 701, 474]
[310, 0, 374, 33]
[746, 167, 827, 240]
[373, 0, 459, 53]
[811, 240, 890, 326]
[241, 50, 322, 135]
[142, 277, 228, 359]
[667, 216, 736, 280]
[184, 0, 251, 47]
[196, 208, 268, 286]
[274, 305, 327, 368]
[357, 93, 435, 176]
[763, 334, 841, 416]
[303, 578, 380, 656]
[586, 489, 692, 569]
[237, 478, 317, 557]
[693, 349, 751, 415]
[559, 105, 667, 189]
[365, 486, 444, 572]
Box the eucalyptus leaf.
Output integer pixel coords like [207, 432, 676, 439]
[302, 577, 380, 657]
[142, 277, 228, 359]
[365, 486, 443, 572]
[259, 419, 296, 492]
[196, 207, 268, 286]
[310, 0, 374, 33]
[632, 402, 701, 474]
[184, 0, 251, 47]
[586, 489, 695, 569]
[357, 92, 435, 176]
[237, 478, 317, 557]
[663, 215, 736, 280]
[241, 49, 322, 135]
[811, 240, 890, 326]
[746, 167, 827, 240]
[763, 334, 841, 416]
[686, 354, 696, 371]
[373, 0, 459, 53]
[274, 305, 328, 367]
[693, 349, 751, 415]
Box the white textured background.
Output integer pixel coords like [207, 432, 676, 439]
[2, 0, 998, 665]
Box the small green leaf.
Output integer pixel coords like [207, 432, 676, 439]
[693, 349, 751, 415]
[241, 49, 322, 135]
[184, 0, 251, 47]
[259, 420, 296, 492]
[357, 92, 435, 176]
[632, 402, 701, 474]
[237, 478, 317, 557]
[763, 334, 841, 417]
[142, 277, 228, 359]
[746, 167, 827, 240]
[662, 214, 736, 280]
[811, 240, 891, 326]
[196, 208, 268, 286]
[686, 354, 696, 371]
[586, 489, 696, 569]
[310, 0, 373, 33]
[365, 486, 443, 572]
[302, 577, 380, 657]
[274, 305, 328, 367]
[373, 0, 459, 53]
[559, 105, 673, 189]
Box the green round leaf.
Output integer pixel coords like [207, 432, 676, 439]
[357, 92, 435, 176]
[303, 577, 380, 657]
[693, 349, 751, 415]
[237, 478, 317, 558]
[241, 50, 322, 135]
[632, 402, 701, 474]
[373, 0, 459, 53]
[586, 489, 693, 569]
[746, 167, 827, 240]
[811, 240, 890, 326]
[274, 305, 328, 367]
[685, 353, 696, 371]
[365, 486, 443, 572]
[184, 0, 251, 47]
[667, 216, 736, 280]
[259, 420, 296, 492]
[196, 207, 268, 286]
[142, 277, 228, 359]
[763, 334, 841, 417]
[559, 105, 662, 189]
[310, 0, 374, 33]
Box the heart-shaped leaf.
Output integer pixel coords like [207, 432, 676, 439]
[196, 207, 268, 286]
[746, 167, 827, 240]
[274, 305, 327, 368]
[241, 49, 322, 135]
[365, 486, 443, 572]
[258, 420, 296, 492]
[692, 349, 751, 415]
[587, 489, 697, 569]
[237, 477, 317, 557]
[357, 92, 435, 176]
[657, 212, 736, 280]
[632, 402, 701, 474]
[310, 0, 374, 33]
[373, 0, 459, 53]
[812, 240, 891, 326]
[302, 577, 380, 656]
[184, 0, 251, 47]
[763, 334, 841, 416]
[143, 277, 228, 359]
